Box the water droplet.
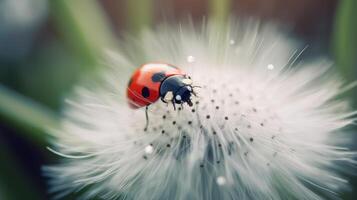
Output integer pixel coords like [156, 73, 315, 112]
[229, 39, 235, 45]
[187, 55, 195, 63]
[267, 64, 274, 70]
[145, 145, 154, 154]
[216, 176, 226, 185]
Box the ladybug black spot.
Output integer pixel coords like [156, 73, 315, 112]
[141, 87, 150, 98]
[151, 71, 166, 82]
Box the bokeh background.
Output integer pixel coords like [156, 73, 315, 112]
[0, 0, 356, 199]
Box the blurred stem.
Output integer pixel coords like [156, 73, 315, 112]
[0, 85, 59, 145]
[126, 0, 153, 34]
[333, 0, 357, 82]
[209, 0, 231, 25]
[50, 0, 117, 67]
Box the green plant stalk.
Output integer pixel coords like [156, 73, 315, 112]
[209, 0, 231, 25]
[50, 0, 118, 67]
[126, 0, 153, 34]
[0, 85, 59, 145]
[333, 0, 357, 82]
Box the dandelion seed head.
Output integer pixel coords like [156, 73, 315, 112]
[45, 20, 356, 200]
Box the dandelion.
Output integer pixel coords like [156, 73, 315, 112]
[45, 20, 356, 200]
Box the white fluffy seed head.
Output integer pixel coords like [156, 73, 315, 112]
[44, 20, 356, 200]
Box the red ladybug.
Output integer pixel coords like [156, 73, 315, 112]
[127, 62, 195, 110]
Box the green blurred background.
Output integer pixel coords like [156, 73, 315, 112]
[0, 0, 356, 199]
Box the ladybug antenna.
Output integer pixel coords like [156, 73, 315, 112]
[144, 106, 149, 131]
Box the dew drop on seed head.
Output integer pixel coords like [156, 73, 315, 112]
[267, 64, 274, 70]
[216, 176, 226, 185]
[187, 55, 195, 63]
[145, 145, 154, 154]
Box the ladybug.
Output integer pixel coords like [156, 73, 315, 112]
[127, 62, 196, 129]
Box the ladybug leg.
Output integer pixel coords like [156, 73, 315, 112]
[144, 106, 149, 131]
[187, 99, 193, 107]
[172, 101, 176, 110]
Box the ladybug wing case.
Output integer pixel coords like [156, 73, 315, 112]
[127, 63, 184, 108]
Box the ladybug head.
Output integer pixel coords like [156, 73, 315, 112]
[160, 75, 195, 108]
[174, 85, 193, 106]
